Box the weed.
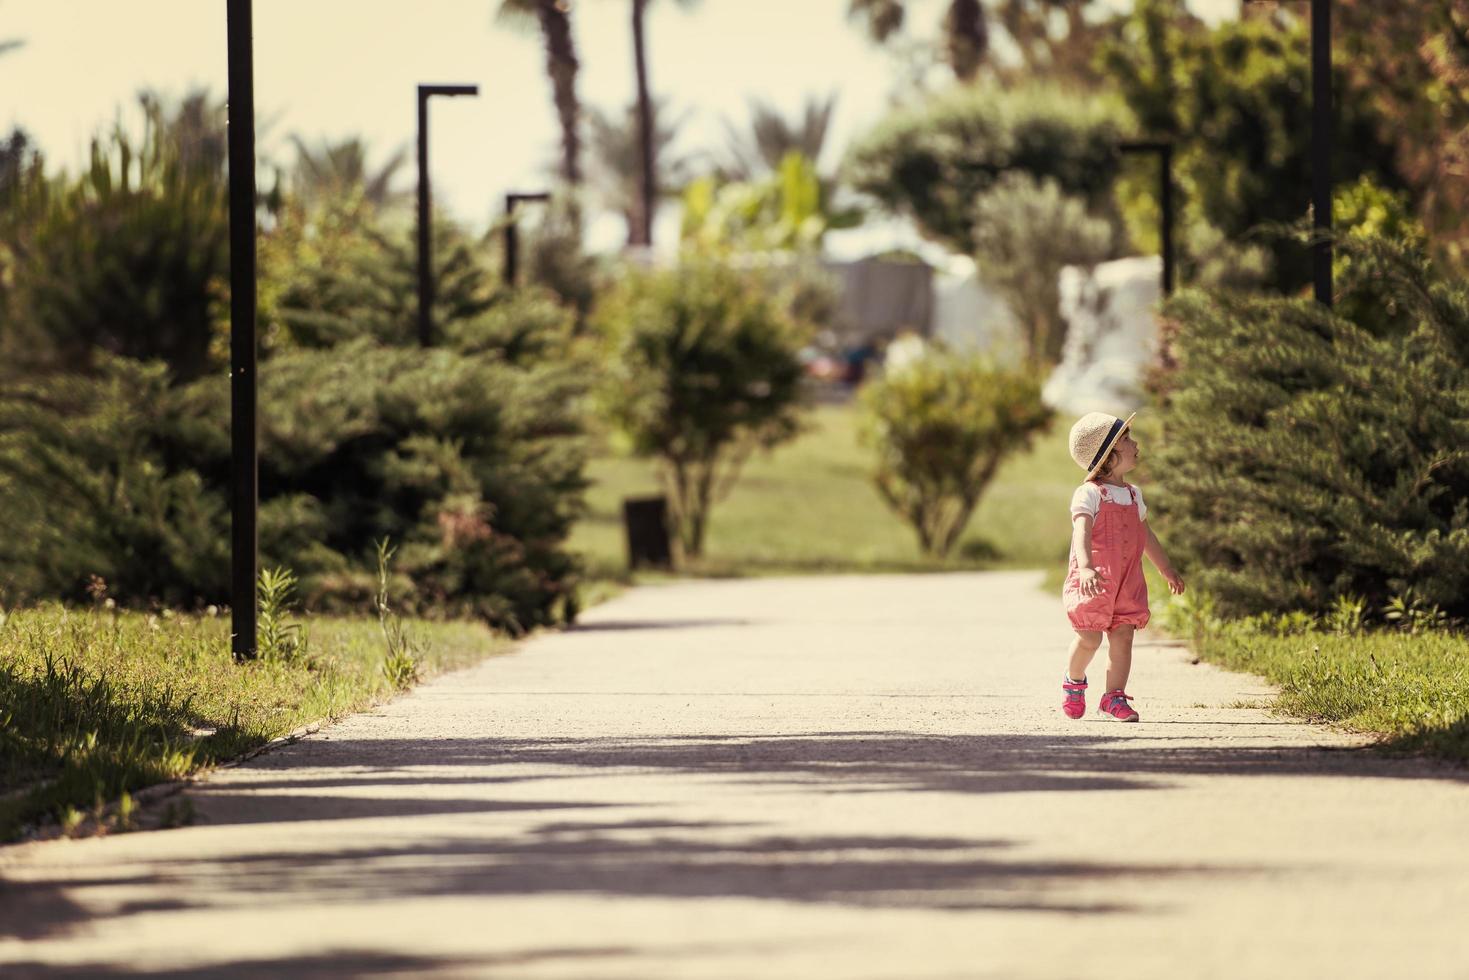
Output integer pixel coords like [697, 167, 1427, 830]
[375, 539, 421, 691]
[257, 566, 309, 663]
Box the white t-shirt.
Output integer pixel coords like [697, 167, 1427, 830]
[1070, 482, 1147, 522]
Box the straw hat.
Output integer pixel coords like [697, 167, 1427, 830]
[1069, 411, 1137, 480]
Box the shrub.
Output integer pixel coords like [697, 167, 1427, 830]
[1153, 236, 1469, 619]
[0, 95, 228, 380]
[597, 259, 809, 558]
[0, 328, 591, 634]
[860, 353, 1051, 558]
[844, 84, 1127, 255]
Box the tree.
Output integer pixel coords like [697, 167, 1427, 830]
[718, 93, 838, 181]
[848, 0, 988, 81]
[970, 173, 1112, 365]
[1333, 0, 1469, 271]
[497, 0, 583, 188]
[628, 0, 700, 247]
[586, 99, 693, 246]
[844, 83, 1126, 254]
[1101, 2, 1402, 293]
[860, 353, 1050, 558]
[848, 0, 1115, 86]
[287, 136, 408, 217]
[597, 260, 808, 558]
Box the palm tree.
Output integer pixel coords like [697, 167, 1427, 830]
[848, 0, 988, 81]
[496, 0, 582, 188]
[629, 0, 700, 246]
[288, 136, 408, 214]
[586, 100, 692, 246]
[718, 94, 838, 181]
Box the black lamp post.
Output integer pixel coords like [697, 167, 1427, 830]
[1251, 0, 1332, 306]
[1309, 0, 1332, 307]
[1119, 140, 1175, 297]
[417, 83, 479, 347]
[226, 0, 258, 661]
[503, 191, 550, 287]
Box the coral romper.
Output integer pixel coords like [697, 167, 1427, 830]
[1063, 482, 1151, 632]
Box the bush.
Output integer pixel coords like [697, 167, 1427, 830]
[844, 84, 1127, 255]
[0, 323, 591, 634]
[0, 95, 228, 381]
[1153, 236, 1469, 619]
[860, 353, 1051, 557]
[596, 259, 809, 558]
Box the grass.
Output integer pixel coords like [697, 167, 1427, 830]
[569, 400, 1077, 580]
[1156, 594, 1469, 763]
[0, 606, 506, 841]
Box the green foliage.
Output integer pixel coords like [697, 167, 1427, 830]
[257, 566, 309, 663]
[0, 327, 590, 634]
[1154, 236, 1469, 620]
[1325, 593, 1367, 636]
[0, 93, 589, 635]
[261, 199, 496, 352]
[0, 357, 231, 606]
[597, 260, 810, 558]
[522, 201, 602, 328]
[0, 92, 228, 380]
[970, 173, 1113, 365]
[681, 151, 862, 253]
[1102, 3, 1403, 292]
[1380, 587, 1450, 635]
[374, 539, 420, 690]
[859, 353, 1051, 557]
[844, 84, 1128, 254]
[718, 94, 838, 181]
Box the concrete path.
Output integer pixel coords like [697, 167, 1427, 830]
[2, 572, 1468, 979]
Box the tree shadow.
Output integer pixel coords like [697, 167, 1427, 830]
[0, 946, 640, 978]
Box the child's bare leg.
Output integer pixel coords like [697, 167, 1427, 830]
[1068, 630, 1103, 681]
[1105, 625, 1136, 691]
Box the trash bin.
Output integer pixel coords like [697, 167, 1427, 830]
[623, 495, 673, 570]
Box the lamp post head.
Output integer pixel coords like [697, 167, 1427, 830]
[418, 84, 480, 99]
[506, 191, 552, 212]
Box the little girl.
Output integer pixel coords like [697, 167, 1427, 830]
[1060, 412, 1185, 722]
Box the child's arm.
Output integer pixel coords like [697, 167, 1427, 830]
[1072, 514, 1104, 596]
[1143, 523, 1186, 595]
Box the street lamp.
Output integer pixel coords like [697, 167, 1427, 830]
[226, 0, 258, 661]
[417, 83, 479, 347]
[503, 191, 550, 287]
[1119, 140, 1175, 298]
[1251, 0, 1332, 306]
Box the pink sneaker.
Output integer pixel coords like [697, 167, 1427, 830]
[1061, 677, 1087, 719]
[1099, 690, 1140, 722]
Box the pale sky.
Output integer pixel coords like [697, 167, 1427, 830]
[1, 0, 1236, 253]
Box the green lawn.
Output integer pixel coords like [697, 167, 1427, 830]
[1159, 599, 1469, 763]
[0, 608, 507, 840]
[570, 400, 1077, 580]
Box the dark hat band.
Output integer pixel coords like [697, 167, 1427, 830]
[1087, 419, 1126, 473]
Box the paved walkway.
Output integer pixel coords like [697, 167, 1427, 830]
[2, 572, 1468, 979]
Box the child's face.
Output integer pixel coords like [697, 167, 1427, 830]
[1110, 430, 1140, 477]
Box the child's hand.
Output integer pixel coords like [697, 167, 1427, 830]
[1077, 567, 1105, 597]
[1163, 567, 1186, 595]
